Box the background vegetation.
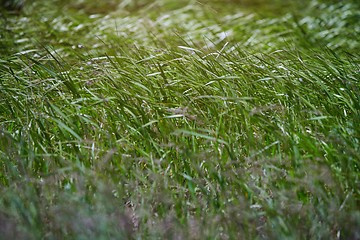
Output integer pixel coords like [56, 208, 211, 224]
[1, 0, 359, 239]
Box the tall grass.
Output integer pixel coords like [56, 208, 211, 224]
[1, 0, 359, 239]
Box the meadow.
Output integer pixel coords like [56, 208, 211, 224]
[0, 0, 359, 238]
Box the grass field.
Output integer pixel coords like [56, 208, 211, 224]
[1, 0, 359, 239]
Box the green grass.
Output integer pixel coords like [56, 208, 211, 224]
[1, 0, 359, 239]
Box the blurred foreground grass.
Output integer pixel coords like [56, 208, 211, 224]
[0, 0, 359, 239]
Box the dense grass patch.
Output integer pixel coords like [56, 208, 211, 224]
[1, 0, 359, 239]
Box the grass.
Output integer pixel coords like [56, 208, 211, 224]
[0, 0, 359, 239]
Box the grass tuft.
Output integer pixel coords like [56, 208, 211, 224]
[1, 0, 359, 238]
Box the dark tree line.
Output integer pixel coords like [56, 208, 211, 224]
[1, 0, 24, 11]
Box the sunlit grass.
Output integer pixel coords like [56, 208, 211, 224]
[1, 0, 359, 239]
